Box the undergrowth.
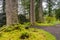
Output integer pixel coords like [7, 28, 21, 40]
[0, 24, 56, 40]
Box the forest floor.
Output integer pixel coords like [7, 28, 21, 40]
[31, 24, 60, 40]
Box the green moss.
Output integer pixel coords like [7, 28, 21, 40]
[0, 24, 56, 40]
[36, 22, 55, 26]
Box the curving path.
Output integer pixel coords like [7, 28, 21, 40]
[31, 25, 60, 40]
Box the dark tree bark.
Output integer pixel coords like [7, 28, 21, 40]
[5, 0, 19, 25]
[3, 0, 5, 14]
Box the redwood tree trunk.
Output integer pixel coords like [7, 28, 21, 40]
[30, 0, 35, 25]
[5, 0, 19, 25]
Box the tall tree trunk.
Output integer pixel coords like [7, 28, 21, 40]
[5, 0, 19, 25]
[30, 0, 35, 25]
[38, 0, 44, 23]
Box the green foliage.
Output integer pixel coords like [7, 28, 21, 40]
[36, 23, 55, 26]
[20, 32, 29, 39]
[21, 0, 30, 14]
[18, 14, 29, 24]
[44, 16, 56, 23]
[36, 16, 60, 26]
[0, 24, 56, 40]
[55, 9, 60, 19]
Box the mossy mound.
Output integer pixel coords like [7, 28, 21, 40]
[0, 24, 56, 40]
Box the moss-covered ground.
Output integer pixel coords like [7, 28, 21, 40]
[0, 24, 56, 40]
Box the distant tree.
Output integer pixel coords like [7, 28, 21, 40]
[30, 0, 35, 25]
[3, 0, 5, 14]
[54, 0, 60, 19]
[35, 0, 39, 21]
[47, 0, 56, 17]
[0, 0, 6, 26]
[5, 0, 19, 25]
[21, 0, 30, 15]
[38, 0, 44, 23]
[55, 9, 60, 19]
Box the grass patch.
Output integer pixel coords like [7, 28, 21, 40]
[0, 24, 56, 40]
[36, 20, 60, 26]
[36, 23, 55, 26]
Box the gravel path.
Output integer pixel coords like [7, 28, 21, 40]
[31, 25, 60, 40]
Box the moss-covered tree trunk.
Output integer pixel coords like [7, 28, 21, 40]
[5, 0, 19, 25]
[30, 0, 35, 25]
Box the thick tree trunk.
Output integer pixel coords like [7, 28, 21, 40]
[30, 0, 35, 25]
[5, 0, 19, 25]
[38, 0, 44, 23]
